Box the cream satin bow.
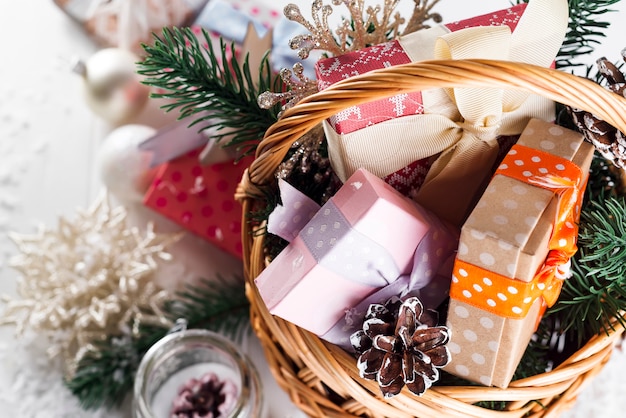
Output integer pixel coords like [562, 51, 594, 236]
[325, 0, 569, 226]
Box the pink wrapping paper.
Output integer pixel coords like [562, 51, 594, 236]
[255, 169, 458, 349]
[53, 0, 208, 52]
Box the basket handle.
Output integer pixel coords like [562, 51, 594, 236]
[239, 59, 626, 197]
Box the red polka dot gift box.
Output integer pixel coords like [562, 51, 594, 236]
[315, 0, 567, 228]
[143, 147, 253, 259]
[444, 118, 595, 388]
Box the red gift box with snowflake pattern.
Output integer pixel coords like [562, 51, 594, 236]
[315, 4, 527, 135]
[143, 147, 253, 258]
[314, 3, 528, 201]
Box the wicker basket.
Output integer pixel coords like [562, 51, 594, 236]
[236, 59, 626, 418]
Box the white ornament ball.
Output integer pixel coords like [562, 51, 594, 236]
[75, 48, 150, 125]
[97, 124, 159, 203]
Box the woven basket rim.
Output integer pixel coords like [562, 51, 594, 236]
[237, 59, 626, 418]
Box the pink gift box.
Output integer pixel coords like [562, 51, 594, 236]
[255, 169, 458, 348]
[143, 147, 253, 259]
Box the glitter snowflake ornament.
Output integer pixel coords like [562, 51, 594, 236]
[257, 62, 318, 116]
[259, 0, 442, 114]
[0, 193, 180, 377]
[285, 0, 442, 59]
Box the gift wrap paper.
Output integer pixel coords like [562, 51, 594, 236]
[444, 119, 595, 388]
[255, 169, 458, 349]
[143, 148, 253, 259]
[315, 0, 569, 227]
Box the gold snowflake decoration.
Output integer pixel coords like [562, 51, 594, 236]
[0, 193, 180, 377]
[260, 0, 442, 114]
[258, 62, 318, 117]
[285, 0, 442, 59]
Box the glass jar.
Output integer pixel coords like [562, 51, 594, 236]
[133, 328, 264, 418]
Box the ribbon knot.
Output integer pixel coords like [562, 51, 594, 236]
[457, 120, 501, 143]
[536, 250, 572, 307]
[527, 172, 581, 307]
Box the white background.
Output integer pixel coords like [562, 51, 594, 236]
[0, 1, 625, 417]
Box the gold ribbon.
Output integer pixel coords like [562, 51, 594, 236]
[325, 0, 569, 226]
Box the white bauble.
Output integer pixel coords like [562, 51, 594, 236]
[75, 48, 150, 125]
[97, 124, 159, 203]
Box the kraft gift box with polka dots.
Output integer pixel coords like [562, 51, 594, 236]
[143, 146, 254, 259]
[444, 118, 595, 388]
[254, 168, 459, 350]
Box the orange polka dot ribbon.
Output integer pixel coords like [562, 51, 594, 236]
[450, 144, 585, 318]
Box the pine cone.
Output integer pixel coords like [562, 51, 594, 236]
[170, 372, 238, 418]
[568, 49, 626, 169]
[350, 297, 451, 398]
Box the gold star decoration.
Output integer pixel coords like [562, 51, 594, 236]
[0, 193, 180, 377]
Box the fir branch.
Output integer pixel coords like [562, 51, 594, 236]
[558, 0, 621, 68]
[138, 27, 280, 156]
[64, 277, 250, 410]
[166, 277, 251, 342]
[548, 195, 626, 344]
[65, 325, 165, 410]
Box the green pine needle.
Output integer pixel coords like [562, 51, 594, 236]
[138, 27, 280, 156]
[558, 0, 621, 68]
[64, 277, 250, 410]
[547, 195, 626, 344]
[166, 277, 251, 342]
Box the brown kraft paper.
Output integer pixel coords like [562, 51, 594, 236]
[444, 118, 595, 387]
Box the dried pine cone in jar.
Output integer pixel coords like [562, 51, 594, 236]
[350, 297, 451, 398]
[170, 372, 238, 418]
[568, 49, 626, 169]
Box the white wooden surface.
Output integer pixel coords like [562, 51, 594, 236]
[0, 1, 624, 417]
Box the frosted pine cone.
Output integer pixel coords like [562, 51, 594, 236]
[350, 297, 451, 398]
[568, 49, 626, 169]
